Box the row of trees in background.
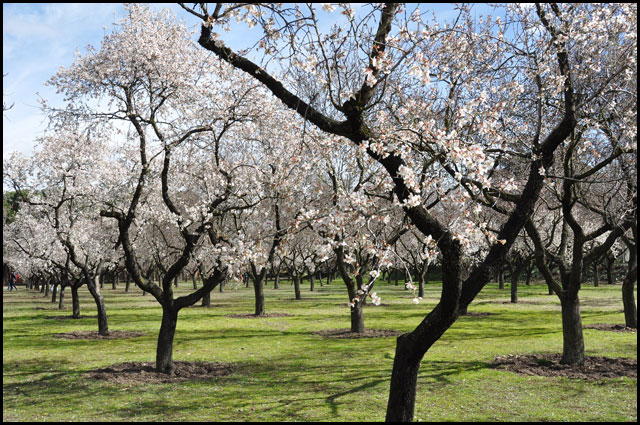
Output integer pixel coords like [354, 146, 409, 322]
[3, 3, 636, 422]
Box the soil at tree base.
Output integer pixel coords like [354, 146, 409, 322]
[491, 354, 636, 379]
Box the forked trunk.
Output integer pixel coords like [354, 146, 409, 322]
[559, 295, 585, 365]
[156, 306, 178, 374]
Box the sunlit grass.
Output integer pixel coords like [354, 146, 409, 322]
[3, 279, 636, 421]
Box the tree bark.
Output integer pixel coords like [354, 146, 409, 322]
[559, 295, 585, 365]
[385, 333, 424, 422]
[71, 285, 80, 318]
[156, 305, 178, 374]
[309, 273, 315, 292]
[293, 275, 301, 300]
[253, 275, 265, 315]
[350, 302, 365, 333]
[58, 284, 65, 309]
[511, 266, 522, 303]
[87, 277, 109, 336]
[622, 265, 637, 328]
[592, 261, 599, 287]
[51, 282, 58, 303]
[606, 256, 614, 285]
[201, 288, 211, 307]
[274, 271, 280, 289]
[498, 270, 504, 290]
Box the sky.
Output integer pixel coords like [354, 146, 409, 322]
[3, 3, 501, 162]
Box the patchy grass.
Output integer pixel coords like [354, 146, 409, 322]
[3, 279, 636, 421]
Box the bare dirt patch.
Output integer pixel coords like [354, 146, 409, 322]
[491, 354, 636, 380]
[312, 328, 403, 338]
[85, 361, 235, 384]
[225, 313, 293, 318]
[584, 323, 636, 333]
[53, 330, 145, 340]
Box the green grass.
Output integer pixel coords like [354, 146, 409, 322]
[3, 279, 637, 421]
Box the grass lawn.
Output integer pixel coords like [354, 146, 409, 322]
[3, 279, 637, 421]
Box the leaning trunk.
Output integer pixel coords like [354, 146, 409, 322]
[385, 333, 424, 422]
[156, 305, 179, 374]
[559, 295, 585, 365]
[87, 278, 109, 336]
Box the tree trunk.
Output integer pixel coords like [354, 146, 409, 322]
[395, 270, 399, 286]
[71, 285, 80, 318]
[44, 281, 49, 296]
[293, 275, 301, 300]
[350, 303, 365, 333]
[156, 306, 178, 374]
[112, 273, 117, 290]
[58, 285, 65, 309]
[201, 288, 211, 307]
[219, 279, 225, 292]
[192, 274, 198, 290]
[174, 276, 179, 288]
[498, 270, 504, 290]
[592, 262, 599, 287]
[559, 295, 585, 365]
[418, 275, 424, 299]
[309, 273, 315, 292]
[525, 265, 532, 286]
[622, 266, 637, 328]
[51, 283, 58, 303]
[87, 277, 109, 336]
[253, 276, 265, 316]
[606, 257, 614, 285]
[385, 333, 425, 422]
[274, 271, 280, 289]
[510, 267, 522, 303]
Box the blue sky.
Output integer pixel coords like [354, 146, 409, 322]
[3, 3, 501, 160]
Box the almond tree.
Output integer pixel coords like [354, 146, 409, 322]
[4, 132, 119, 333]
[181, 3, 636, 420]
[45, 4, 299, 373]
